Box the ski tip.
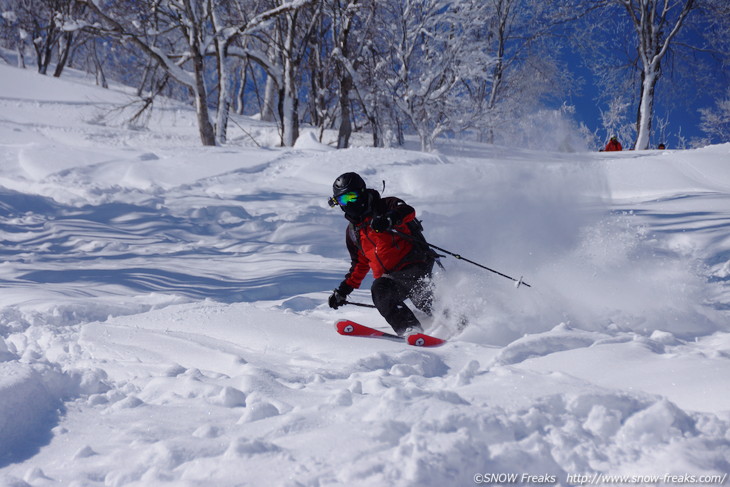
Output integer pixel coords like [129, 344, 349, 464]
[406, 333, 446, 347]
[335, 319, 392, 338]
[335, 320, 355, 335]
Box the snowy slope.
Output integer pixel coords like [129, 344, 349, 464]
[0, 62, 729, 486]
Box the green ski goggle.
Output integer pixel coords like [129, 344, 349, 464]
[328, 191, 360, 207]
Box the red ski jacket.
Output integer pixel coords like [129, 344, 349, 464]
[604, 139, 622, 151]
[342, 193, 428, 289]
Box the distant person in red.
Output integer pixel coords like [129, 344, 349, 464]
[658, 143, 666, 150]
[604, 136, 622, 152]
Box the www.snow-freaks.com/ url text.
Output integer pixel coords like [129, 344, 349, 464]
[473, 472, 728, 485]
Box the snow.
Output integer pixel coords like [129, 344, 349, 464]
[1, 61, 730, 486]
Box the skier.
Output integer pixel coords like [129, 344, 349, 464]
[604, 136, 622, 152]
[327, 172, 437, 337]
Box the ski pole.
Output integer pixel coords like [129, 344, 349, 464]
[427, 241, 530, 288]
[344, 300, 377, 308]
[392, 230, 531, 288]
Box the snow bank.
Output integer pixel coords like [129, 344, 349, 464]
[0, 358, 108, 468]
[0, 363, 58, 466]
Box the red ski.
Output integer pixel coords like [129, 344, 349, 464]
[335, 320, 445, 347]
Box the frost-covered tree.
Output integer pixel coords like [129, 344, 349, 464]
[599, 95, 635, 148]
[699, 88, 730, 143]
[363, 0, 493, 151]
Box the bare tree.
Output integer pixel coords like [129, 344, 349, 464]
[83, 0, 215, 145]
[82, 0, 314, 146]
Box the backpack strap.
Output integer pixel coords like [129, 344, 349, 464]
[347, 222, 362, 252]
[404, 219, 444, 267]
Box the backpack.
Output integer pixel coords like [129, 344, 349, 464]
[406, 218, 443, 265]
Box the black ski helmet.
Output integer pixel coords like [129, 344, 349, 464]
[332, 172, 369, 218]
[333, 172, 366, 197]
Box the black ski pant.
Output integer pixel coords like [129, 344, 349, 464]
[371, 260, 434, 335]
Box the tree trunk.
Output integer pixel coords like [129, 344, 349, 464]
[485, 0, 508, 146]
[280, 84, 299, 147]
[260, 32, 279, 123]
[261, 76, 278, 122]
[191, 48, 216, 146]
[216, 100, 230, 145]
[235, 63, 248, 115]
[280, 15, 299, 147]
[193, 76, 216, 146]
[419, 130, 433, 152]
[37, 40, 53, 75]
[16, 40, 26, 69]
[334, 0, 358, 149]
[337, 74, 353, 149]
[92, 41, 108, 88]
[53, 32, 74, 77]
[182, 0, 215, 146]
[635, 67, 659, 150]
[215, 46, 231, 144]
[211, 4, 233, 146]
[137, 61, 154, 97]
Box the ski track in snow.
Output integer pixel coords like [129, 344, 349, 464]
[1, 63, 730, 486]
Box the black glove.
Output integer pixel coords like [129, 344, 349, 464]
[328, 283, 353, 309]
[371, 214, 393, 232]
